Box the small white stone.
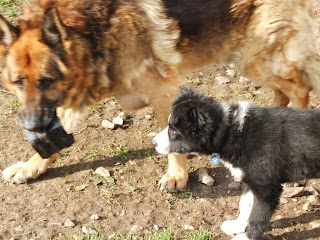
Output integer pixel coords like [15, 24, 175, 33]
[118, 112, 127, 119]
[94, 167, 110, 178]
[74, 184, 86, 192]
[239, 76, 249, 83]
[183, 225, 195, 230]
[64, 219, 76, 227]
[302, 202, 314, 212]
[309, 220, 320, 229]
[153, 225, 160, 231]
[102, 119, 115, 129]
[215, 76, 230, 85]
[82, 226, 98, 235]
[196, 168, 214, 186]
[130, 225, 142, 232]
[307, 195, 320, 204]
[281, 187, 305, 198]
[90, 214, 100, 221]
[112, 116, 124, 125]
[226, 69, 235, 76]
[145, 114, 153, 120]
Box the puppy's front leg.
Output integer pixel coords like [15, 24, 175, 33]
[221, 186, 254, 236]
[158, 153, 188, 192]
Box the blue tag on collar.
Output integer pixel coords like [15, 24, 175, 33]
[210, 155, 220, 165]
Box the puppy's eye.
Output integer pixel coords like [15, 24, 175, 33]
[169, 128, 176, 135]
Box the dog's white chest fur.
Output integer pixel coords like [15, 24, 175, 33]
[221, 160, 244, 182]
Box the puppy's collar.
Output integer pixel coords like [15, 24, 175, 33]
[210, 154, 220, 165]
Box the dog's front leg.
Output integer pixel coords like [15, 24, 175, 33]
[3, 153, 58, 184]
[221, 186, 254, 236]
[158, 153, 188, 192]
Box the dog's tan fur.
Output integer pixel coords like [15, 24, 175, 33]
[1, 0, 320, 191]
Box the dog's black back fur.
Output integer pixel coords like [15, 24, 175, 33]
[168, 89, 320, 239]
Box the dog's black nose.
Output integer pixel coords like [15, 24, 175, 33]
[152, 139, 157, 147]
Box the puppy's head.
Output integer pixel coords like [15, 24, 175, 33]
[153, 89, 223, 155]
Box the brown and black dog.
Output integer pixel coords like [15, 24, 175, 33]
[1, 0, 320, 192]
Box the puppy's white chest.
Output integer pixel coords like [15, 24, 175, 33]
[221, 161, 244, 182]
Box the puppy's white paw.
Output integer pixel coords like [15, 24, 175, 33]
[221, 219, 246, 236]
[232, 233, 250, 240]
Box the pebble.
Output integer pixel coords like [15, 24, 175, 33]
[215, 76, 230, 85]
[279, 198, 289, 204]
[302, 202, 314, 211]
[196, 168, 215, 186]
[82, 226, 98, 235]
[112, 116, 124, 125]
[239, 76, 249, 83]
[183, 225, 195, 230]
[228, 182, 241, 189]
[94, 167, 111, 178]
[145, 114, 153, 120]
[90, 214, 100, 221]
[153, 225, 160, 231]
[281, 187, 305, 198]
[74, 184, 87, 192]
[130, 224, 142, 232]
[226, 69, 236, 76]
[14, 226, 23, 232]
[307, 195, 320, 204]
[118, 112, 127, 119]
[102, 119, 115, 129]
[309, 220, 320, 229]
[64, 219, 76, 227]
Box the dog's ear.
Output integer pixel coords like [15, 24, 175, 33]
[0, 15, 19, 65]
[41, 7, 67, 59]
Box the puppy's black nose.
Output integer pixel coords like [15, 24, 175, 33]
[152, 139, 157, 147]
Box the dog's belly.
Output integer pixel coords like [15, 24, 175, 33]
[116, 94, 149, 110]
[163, 0, 253, 72]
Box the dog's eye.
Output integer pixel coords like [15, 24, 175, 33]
[12, 76, 24, 89]
[38, 77, 55, 90]
[12, 79, 24, 88]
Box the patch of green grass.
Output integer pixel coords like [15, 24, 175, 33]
[187, 227, 213, 240]
[4, 99, 21, 112]
[0, 123, 6, 131]
[68, 235, 104, 240]
[123, 181, 139, 194]
[185, 76, 202, 86]
[109, 229, 174, 240]
[142, 229, 174, 240]
[0, 0, 30, 18]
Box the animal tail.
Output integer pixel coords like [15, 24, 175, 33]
[302, 53, 320, 99]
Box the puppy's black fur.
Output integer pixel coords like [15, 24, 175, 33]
[163, 89, 320, 239]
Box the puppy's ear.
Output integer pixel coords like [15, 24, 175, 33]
[41, 7, 67, 60]
[0, 15, 19, 66]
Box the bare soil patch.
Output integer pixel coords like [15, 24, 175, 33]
[0, 1, 319, 239]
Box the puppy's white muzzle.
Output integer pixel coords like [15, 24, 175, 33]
[152, 126, 170, 154]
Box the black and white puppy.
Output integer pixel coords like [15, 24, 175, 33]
[153, 89, 320, 240]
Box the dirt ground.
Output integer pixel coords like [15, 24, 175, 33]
[0, 1, 320, 240]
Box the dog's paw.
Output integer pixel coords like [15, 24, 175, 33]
[221, 219, 247, 236]
[232, 233, 250, 240]
[2, 162, 37, 184]
[158, 173, 188, 192]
